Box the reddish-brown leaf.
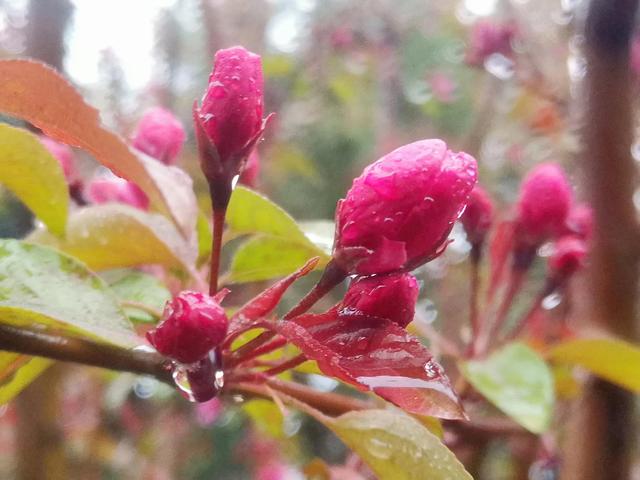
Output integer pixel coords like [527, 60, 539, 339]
[277, 309, 466, 419]
[0, 59, 194, 236]
[227, 257, 319, 338]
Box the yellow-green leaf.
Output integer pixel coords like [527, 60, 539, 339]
[0, 239, 137, 346]
[30, 204, 197, 273]
[0, 124, 68, 236]
[229, 235, 328, 283]
[549, 337, 640, 393]
[324, 409, 472, 480]
[0, 353, 50, 404]
[460, 342, 554, 433]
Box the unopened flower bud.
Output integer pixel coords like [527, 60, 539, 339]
[39, 136, 78, 185]
[515, 163, 572, 247]
[563, 203, 593, 241]
[146, 291, 228, 364]
[85, 177, 149, 211]
[461, 185, 494, 247]
[548, 236, 587, 280]
[465, 20, 516, 67]
[131, 107, 186, 165]
[193, 46, 266, 208]
[341, 273, 419, 327]
[333, 139, 477, 275]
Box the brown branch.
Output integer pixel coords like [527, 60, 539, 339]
[562, 1, 640, 479]
[0, 324, 174, 384]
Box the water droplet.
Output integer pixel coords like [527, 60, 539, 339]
[424, 359, 441, 379]
[542, 292, 562, 310]
[133, 377, 157, 399]
[214, 369, 225, 389]
[366, 437, 392, 459]
[484, 54, 514, 80]
[633, 189, 640, 211]
[418, 299, 438, 324]
[172, 366, 196, 402]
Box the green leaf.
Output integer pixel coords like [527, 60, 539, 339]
[0, 239, 137, 346]
[299, 220, 335, 256]
[324, 409, 472, 480]
[226, 186, 310, 241]
[196, 210, 213, 262]
[103, 270, 170, 323]
[225, 187, 331, 282]
[549, 338, 640, 393]
[228, 235, 328, 283]
[0, 124, 68, 236]
[460, 343, 554, 433]
[30, 204, 197, 273]
[0, 353, 50, 404]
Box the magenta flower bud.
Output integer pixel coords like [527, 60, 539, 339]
[85, 177, 149, 211]
[333, 139, 478, 275]
[146, 291, 228, 364]
[515, 163, 572, 247]
[461, 185, 494, 247]
[131, 107, 186, 165]
[239, 150, 260, 188]
[548, 236, 588, 280]
[193, 46, 267, 208]
[465, 20, 516, 67]
[39, 136, 78, 185]
[341, 273, 419, 327]
[563, 203, 593, 241]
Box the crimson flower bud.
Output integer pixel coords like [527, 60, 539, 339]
[333, 139, 478, 275]
[131, 107, 186, 165]
[340, 273, 419, 327]
[39, 136, 78, 185]
[146, 291, 228, 364]
[461, 185, 494, 247]
[563, 203, 593, 241]
[85, 177, 149, 211]
[515, 163, 572, 247]
[465, 20, 516, 67]
[193, 46, 266, 208]
[548, 236, 587, 280]
[239, 150, 260, 188]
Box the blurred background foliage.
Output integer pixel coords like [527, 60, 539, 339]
[0, 0, 590, 478]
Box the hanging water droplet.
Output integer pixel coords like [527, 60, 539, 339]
[538, 242, 555, 258]
[633, 189, 640, 211]
[172, 365, 196, 402]
[132, 344, 156, 354]
[283, 414, 302, 437]
[214, 369, 225, 389]
[484, 54, 514, 80]
[424, 359, 441, 379]
[542, 292, 562, 310]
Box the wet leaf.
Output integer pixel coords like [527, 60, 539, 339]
[277, 310, 465, 419]
[0, 239, 137, 346]
[299, 220, 335, 256]
[104, 270, 170, 323]
[0, 59, 194, 236]
[229, 235, 328, 283]
[460, 342, 554, 433]
[0, 124, 68, 236]
[30, 204, 197, 273]
[311, 408, 472, 480]
[549, 337, 640, 393]
[196, 210, 213, 262]
[0, 353, 50, 404]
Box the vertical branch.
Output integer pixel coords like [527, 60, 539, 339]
[562, 1, 640, 479]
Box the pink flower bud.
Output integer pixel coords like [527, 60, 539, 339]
[239, 150, 260, 188]
[341, 273, 419, 327]
[131, 107, 186, 165]
[333, 139, 478, 275]
[461, 185, 494, 246]
[146, 291, 228, 364]
[563, 203, 593, 241]
[548, 235, 588, 280]
[85, 177, 149, 211]
[516, 163, 572, 246]
[39, 136, 78, 185]
[194, 46, 266, 208]
[465, 20, 516, 67]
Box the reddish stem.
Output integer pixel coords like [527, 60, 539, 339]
[263, 354, 306, 377]
[209, 208, 226, 295]
[502, 278, 555, 343]
[466, 249, 482, 356]
[284, 259, 347, 319]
